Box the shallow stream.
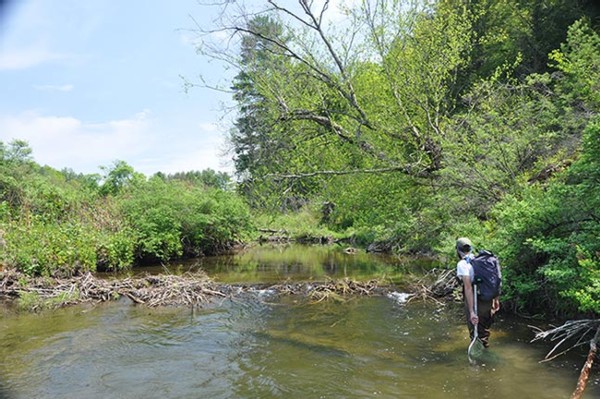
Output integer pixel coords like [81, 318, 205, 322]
[1, 245, 598, 398]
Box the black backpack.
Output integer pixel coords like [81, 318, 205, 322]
[469, 250, 502, 301]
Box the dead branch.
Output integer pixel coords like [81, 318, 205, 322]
[408, 268, 460, 299]
[530, 319, 600, 362]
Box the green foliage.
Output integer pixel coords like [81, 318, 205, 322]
[0, 142, 253, 275]
[451, 0, 597, 82]
[99, 160, 144, 196]
[4, 218, 98, 276]
[490, 118, 600, 315]
[0, 139, 33, 164]
[96, 227, 136, 270]
[208, 1, 600, 318]
[165, 169, 232, 190]
[120, 179, 183, 261]
[548, 18, 600, 108]
[254, 204, 339, 242]
[17, 289, 80, 311]
[480, 20, 600, 316]
[120, 176, 252, 261]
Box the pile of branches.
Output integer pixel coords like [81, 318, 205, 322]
[407, 268, 461, 303]
[0, 269, 227, 309]
[0, 270, 394, 309]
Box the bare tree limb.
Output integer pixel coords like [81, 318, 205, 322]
[531, 320, 600, 362]
[265, 165, 429, 180]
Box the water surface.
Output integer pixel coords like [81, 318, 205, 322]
[131, 244, 431, 284]
[1, 245, 597, 398]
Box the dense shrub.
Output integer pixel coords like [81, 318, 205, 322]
[120, 177, 253, 261]
[0, 151, 253, 276]
[488, 118, 599, 316]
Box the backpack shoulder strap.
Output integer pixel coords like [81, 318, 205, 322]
[478, 249, 494, 257]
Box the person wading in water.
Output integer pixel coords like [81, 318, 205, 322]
[456, 237, 501, 348]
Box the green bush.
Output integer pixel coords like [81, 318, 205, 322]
[491, 118, 600, 315]
[4, 218, 97, 276]
[119, 176, 253, 261]
[0, 149, 252, 275]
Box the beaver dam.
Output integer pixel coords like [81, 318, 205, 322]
[0, 267, 456, 311]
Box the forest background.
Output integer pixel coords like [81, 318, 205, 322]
[1, 0, 599, 319]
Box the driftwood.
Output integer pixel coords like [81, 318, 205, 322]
[531, 320, 600, 399]
[571, 327, 600, 399]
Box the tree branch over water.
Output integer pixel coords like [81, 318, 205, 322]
[192, 0, 463, 179]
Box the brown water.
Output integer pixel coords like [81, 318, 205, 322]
[1, 245, 598, 399]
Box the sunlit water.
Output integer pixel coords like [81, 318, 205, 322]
[1, 245, 599, 399]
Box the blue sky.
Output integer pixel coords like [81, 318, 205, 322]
[0, 0, 235, 176]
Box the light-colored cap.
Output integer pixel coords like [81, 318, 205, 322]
[456, 237, 473, 252]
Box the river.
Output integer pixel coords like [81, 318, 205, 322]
[0, 245, 598, 398]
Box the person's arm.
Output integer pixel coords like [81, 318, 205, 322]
[492, 259, 502, 314]
[462, 275, 479, 325]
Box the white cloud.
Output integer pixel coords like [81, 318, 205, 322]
[0, 47, 69, 70]
[0, 110, 154, 174]
[140, 121, 233, 175]
[0, 111, 233, 176]
[33, 84, 74, 92]
[146, 147, 229, 175]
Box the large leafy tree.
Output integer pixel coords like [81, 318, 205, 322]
[204, 1, 477, 212]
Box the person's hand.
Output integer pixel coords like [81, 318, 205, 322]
[492, 298, 500, 315]
[470, 311, 479, 325]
